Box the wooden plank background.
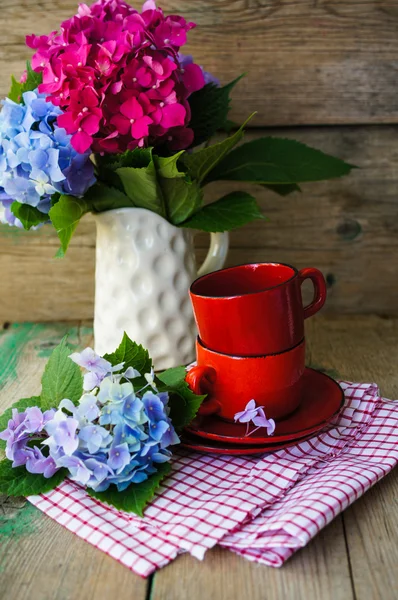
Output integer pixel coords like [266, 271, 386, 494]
[0, 0, 398, 320]
[1, 316, 398, 598]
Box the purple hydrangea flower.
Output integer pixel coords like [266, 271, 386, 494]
[0, 406, 55, 462]
[57, 455, 92, 486]
[234, 400, 259, 424]
[252, 408, 276, 436]
[69, 347, 114, 391]
[76, 394, 100, 423]
[78, 424, 111, 454]
[25, 446, 58, 478]
[83, 456, 113, 488]
[1, 349, 180, 495]
[234, 400, 276, 437]
[123, 366, 141, 380]
[44, 411, 79, 455]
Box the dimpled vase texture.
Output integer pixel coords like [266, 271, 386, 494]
[94, 208, 199, 370]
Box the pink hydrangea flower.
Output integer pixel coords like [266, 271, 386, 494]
[26, 0, 205, 154]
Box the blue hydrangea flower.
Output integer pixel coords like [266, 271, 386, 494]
[0, 358, 181, 493]
[0, 89, 95, 227]
[79, 424, 112, 454]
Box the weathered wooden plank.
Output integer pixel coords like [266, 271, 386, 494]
[0, 500, 149, 600]
[305, 314, 398, 397]
[151, 519, 354, 600]
[343, 471, 398, 600]
[0, 1, 397, 125]
[0, 322, 93, 408]
[1, 318, 397, 597]
[152, 314, 398, 600]
[0, 321, 148, 600]
[306, 315, 398, 600]
[1, 126, 398, 320]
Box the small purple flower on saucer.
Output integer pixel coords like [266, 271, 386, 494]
[234, 400, 259, 423]
[234, 400, 276, 437]
[252, 408, 275, 436]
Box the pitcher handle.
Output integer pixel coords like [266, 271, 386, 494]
[197, 232, 229, 277]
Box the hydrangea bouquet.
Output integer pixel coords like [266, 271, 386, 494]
[0, 0, 355, 254]
[0, 334, 204, 515]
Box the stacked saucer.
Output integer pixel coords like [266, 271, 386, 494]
[183, 263, 345, 455]
[182, 368, 344, 455]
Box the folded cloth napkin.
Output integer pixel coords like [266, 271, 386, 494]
[28, 381, 398, 577]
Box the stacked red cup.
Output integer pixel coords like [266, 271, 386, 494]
[186, 263, 327, 422]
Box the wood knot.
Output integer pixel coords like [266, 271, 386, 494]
[336, 219, 362, 241]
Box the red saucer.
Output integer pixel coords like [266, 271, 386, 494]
[185, 368, 344, 446]
[180, 431, 315, 455]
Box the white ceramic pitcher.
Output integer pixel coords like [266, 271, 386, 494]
[94, 207, 229, 370]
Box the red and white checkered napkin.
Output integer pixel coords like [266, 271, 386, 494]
[28, 382, 398, 578]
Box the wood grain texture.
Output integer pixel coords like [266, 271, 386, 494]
[1, 125, 398, 321]
[306, 314, 398, 600]
[0, 317, 397, 598]
[343, 471, 398, 600]
[0, 1, 398, 125]
[0, 504, 148, 600]
[151, 519, 354, 600]
[0, 322, 148, 600]
[153, 314, 398, 600]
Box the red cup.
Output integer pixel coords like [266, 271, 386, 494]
[186, 337, 306, 422]
[190, 262, 326, 356]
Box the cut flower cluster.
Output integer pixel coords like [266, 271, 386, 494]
[27, 0, 208, 153]
[0, 89, 95, 226]
[0, 348, 179, 492]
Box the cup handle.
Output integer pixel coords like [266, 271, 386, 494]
[185, 366, 221, 416]
[299, 267, 327, 319]
[197, 232, 229, 277]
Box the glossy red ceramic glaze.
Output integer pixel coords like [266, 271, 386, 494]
[180, 431, 315, 455]
[185, 338, 306, 421]
[190, 262, 327, 356]
[186, 368, 345, 445]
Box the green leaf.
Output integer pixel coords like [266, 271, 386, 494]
[157, 366, 206, 430]
[84, 183, 131, 213]
[95, 149, 153, 191]
[88, 462, 171, 516]
[97, 148, 153, 171]
[116, 159, 166, 218]
[182, 191, 265, 233]
[153, 152, 202, 224]
[262, 183, 301, 196]
[161, 177, 203, 225]
[0, 459, 67, 497]
[41, 337, 83, 410]
[21, 61, 42, 95]
[181, 113, 255, 184]
[10, 202, 49, 230]
[206, 137, 357, 184]
[222, 119, 240, 134]
[0, 396, 40, 450]
[49, 194, 90, 255]
[9, 75, 23, 103]
[154, 152, 186, 179]
[188, 75, 244, 147]
[104, 332, 152, 375]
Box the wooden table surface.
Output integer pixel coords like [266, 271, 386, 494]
[0, 316, 397, 600]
